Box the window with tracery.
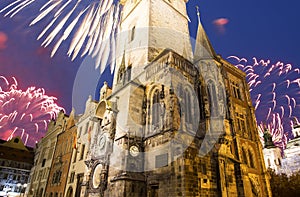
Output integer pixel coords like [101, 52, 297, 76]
[207, 80, 218, 117]
[183, 89, 192, 123]
[151, 90, 160, 128]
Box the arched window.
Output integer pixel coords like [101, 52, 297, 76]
[151, 89, 160, 128]
[66, 187, 73, 197]
[183, 89, 192, 123]
[198, 85, 205, 120]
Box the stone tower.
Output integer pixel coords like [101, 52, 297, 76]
[84, 0, 272, 196]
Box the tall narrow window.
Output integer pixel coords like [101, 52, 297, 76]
[69, 172, 75, 183]
[84, 122, 89, 134]
[184, 89, 192, 123]
[198, 86, 205, 120]
[78, 127, 82, 137]
[248, 150, 255, 168]
[73, 148, 77, 163]
[207, 81, 218, 117]
[127, 64, 132, 82]
[130, 26, 135, 42]
[242, 148, 248, 165]
[152, 90, 160, 128]
[80, 144, 85, 160]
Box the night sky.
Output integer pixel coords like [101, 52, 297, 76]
[1, 0, 300, 145]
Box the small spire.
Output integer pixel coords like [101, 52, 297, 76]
[196, 6, 201, 24]
[194, 6, 216, 61]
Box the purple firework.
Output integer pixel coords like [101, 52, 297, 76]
[228, 56, 300, 149]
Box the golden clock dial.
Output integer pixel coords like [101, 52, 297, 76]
[129, 145, 140, 157]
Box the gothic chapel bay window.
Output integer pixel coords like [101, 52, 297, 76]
[147, 87, 168, 134]
[151, 89, 160, 130]
[207, 80, 218, 117]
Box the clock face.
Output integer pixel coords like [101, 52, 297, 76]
[92, 164, 103, 188]
[129, 145, 140, 157]
[99, 135, 106, 150]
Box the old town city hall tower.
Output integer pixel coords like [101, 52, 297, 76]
[77, 0, 271, 196]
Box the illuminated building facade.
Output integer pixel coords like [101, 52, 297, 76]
[27, 111, 68, 197]
[81, 0, 271, 196]
[0, 137, 34, 196]
[44, 110, 78, 197]
[28, 0, 272, 196]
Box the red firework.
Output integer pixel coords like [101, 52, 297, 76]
[0, 76, 64, 146]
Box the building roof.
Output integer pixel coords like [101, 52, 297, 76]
[0, 136, 34, 164]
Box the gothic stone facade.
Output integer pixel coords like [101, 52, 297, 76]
[83, 49, 271, 197]
[81, 0, 271, 196]
[29, 0, 271, 196]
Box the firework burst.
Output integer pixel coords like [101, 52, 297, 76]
[0, 76, 64, 146]
[257, 113, 287, 150]
[0, 0, 121, 73]
[228, 56, 300, 149]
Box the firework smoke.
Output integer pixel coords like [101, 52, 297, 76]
[0, 0, 121, 73]
[229, 56, 300, 149]
[0, 76, 64, 146]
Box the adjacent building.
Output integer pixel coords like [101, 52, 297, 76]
[280, 120, 300, 175]
[80, 0, 271, 196]
[45, 109, 78, 197]
[27, 110, 68, 197]
[0, 137, 34, 196]
[64, 96, 100, 197]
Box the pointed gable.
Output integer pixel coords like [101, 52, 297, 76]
[66, 108, 76, 129]
[1, 136, 29, 151]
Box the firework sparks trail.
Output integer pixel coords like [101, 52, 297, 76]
[228, 56, 300, 149]
[0, 76, 64, 146]
[0, 0, 121, 73]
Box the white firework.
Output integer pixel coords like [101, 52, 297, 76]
[0, 0, 121, 73]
